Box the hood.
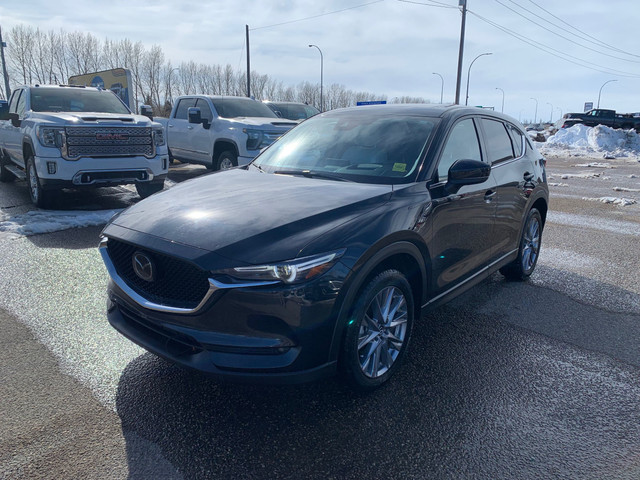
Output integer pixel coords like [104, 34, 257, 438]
[107, 168, 392, 264]
[28, 111, 152, 126]
[228, 116, 297, 131]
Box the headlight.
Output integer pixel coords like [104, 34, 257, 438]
[244, 128, 264, 150]
[153, 127, 165, 146]
[36, 126, 65, 148]
[220, 250, 345, 285]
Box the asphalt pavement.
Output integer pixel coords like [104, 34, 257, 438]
[1, 156, 640, 479]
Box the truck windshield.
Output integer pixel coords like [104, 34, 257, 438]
[30, 88, 130, 114]
[211, 98, 277, 119]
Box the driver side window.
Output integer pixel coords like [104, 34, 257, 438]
[436, 118, 482, 182]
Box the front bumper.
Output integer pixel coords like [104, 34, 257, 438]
[103, 244, 350, 384]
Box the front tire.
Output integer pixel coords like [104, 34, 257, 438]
[341, 269, 414, 391]
[216, 150, 237, 171]
[135, 181, 165, 199]
[26, 155, 54, 208]
[500, 208, 542, 280]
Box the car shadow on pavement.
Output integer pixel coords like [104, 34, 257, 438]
[26, 225, 104, 250]
[115, 274, 640, 479]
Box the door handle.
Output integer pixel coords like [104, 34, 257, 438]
[168, 124, 174, 128]
[187, 125, 193, 130]
[523, 171, 534, 181]
[484, 190, 496, 203]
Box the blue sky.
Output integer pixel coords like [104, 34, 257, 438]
[1, 0, 638, 121]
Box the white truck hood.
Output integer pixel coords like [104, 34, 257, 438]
[28, 111, 155, 126]
[228, 116, 297, 130]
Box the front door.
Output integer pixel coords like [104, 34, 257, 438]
[427, 117, 497, 295]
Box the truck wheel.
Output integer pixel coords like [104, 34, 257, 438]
[0, 152, 15, 183]
[26, 156, 54, 209]
[135, 180, 165, 199]
[216, 150, 237, 171]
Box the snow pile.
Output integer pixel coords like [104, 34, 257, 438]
[539, 124, 640, 158]
[0, 209, 121, 239]
[582, 197, 637, 206]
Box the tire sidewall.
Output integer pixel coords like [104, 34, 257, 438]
[216, 150, 237, 171]
[342, 269, 415, 390]
[519, 208, 542, 277]
[26, 156, 43, 206]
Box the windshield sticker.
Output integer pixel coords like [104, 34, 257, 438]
[392, 163, 407, 172]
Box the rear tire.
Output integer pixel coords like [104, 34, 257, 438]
[341, 269, 414, 391]
[500, 208, 542, 281]
[136, 181, 165, 199]
[26, 155, 54, 208]
[216, 150, 237, 171]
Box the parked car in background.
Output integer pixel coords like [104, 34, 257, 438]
[100, 104, 548, 390]
[263, 101, 320, 121]
[560, 109, 640, 131]
[0, 85, 168, 208]
[155, 96, 297, 170]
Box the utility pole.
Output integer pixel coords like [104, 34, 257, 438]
[246, 25, 251, 98]
[0, 26, 10, 100]
[454, 0, 467, 105]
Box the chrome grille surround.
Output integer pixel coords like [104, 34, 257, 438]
[62, 126, 155, 160]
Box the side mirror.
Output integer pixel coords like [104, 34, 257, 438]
[188, 107, 202, 125]
[8, 112, 20, 128]
[139, 105, 153, 121]
[446, 159, 491, 193]
[0, 101, 9, 121]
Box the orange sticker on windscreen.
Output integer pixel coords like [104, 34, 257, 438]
[392, 163, 407, 172]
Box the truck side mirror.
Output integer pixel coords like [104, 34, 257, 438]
[139, 105, 153, 121]
[188, 107, 202, 125]
[8, 112, 20, 128]
[0, 101, 9, 121]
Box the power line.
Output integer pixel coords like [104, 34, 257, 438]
[467, 9, 640, 78]
[495, 0, 640, 64]
[526, 0, 640, 59]
[251, 0, 385, 31]
[397, 0, 457, 9]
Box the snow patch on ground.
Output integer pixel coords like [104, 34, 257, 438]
[613, 186, 640, 193]
[538, 124, 640, 158]
[548, 182, 570, 187]
[573, 162, 613, 168]
[558, 172, 606, 179]
[547, 211, 640, 236]
[0, 209, 121, 239]
[581, 197, 637, 206]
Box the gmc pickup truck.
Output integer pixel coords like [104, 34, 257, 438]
[560, 109, 640, 131]
[157, 95, 297, 170]
[0, 84, 169, 208]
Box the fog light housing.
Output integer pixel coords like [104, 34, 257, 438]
[47, 162, 57, 174]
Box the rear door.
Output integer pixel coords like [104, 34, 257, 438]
[427, 116, 497, 295]
[479, 118, 535, 260]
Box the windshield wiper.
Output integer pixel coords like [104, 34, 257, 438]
[252, 163, 267, 173]
[273, 170, 354, 182]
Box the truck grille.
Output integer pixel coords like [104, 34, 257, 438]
[107, 238, 211, 309]
[64, 127, 154, 159]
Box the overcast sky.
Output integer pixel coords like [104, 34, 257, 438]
[1, 0, 638, 122]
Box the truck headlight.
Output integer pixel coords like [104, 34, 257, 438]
[220, 250, 345, 285]
[244, 128, 264, 150]
[153, 127, 165, 146]
[36, 126, 65, 148]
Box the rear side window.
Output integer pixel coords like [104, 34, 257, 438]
[481, 118, 514, 164]
[437, 118, 482, 182]
[506, 123, 523, 157]
[174, 98, 197, 120]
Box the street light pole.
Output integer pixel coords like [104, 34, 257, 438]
[308, 44, 324, 112]
[495, 87, 504, 113]
[432, 72, 444, 103]
[556, 107, 563, 118]
[530, 97, 538, 124]
[0, 26, 10, 99]
[167, 67, 179, 104]
[546, 102, 553, 123]
[597, 79, 618, 109]
[465, 52, 492, 106]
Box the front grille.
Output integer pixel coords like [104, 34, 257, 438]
[64, 126, 154, 159]
[107, 238, 211, 309]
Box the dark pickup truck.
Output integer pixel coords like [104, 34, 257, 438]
[560, 109, 640, 131]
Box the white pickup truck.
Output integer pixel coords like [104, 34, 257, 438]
[0, 84, 169, 208]
[157, 95, 297, 170]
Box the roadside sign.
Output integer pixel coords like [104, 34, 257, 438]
[584, 102, 593, 112]
[356, 101, 387, 106]
[69, 68, 134, 109]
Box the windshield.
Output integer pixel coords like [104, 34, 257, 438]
[253, 112, 438, 184]
[270, 103, 320, 120]
[211, 98, 277, 119]
[29, 88, 130, 114]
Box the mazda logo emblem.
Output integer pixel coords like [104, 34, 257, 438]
[132, 251, 155, 282]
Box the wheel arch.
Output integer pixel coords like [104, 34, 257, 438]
[213, 139, 239, 162]
[328, 239, 430, 363]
